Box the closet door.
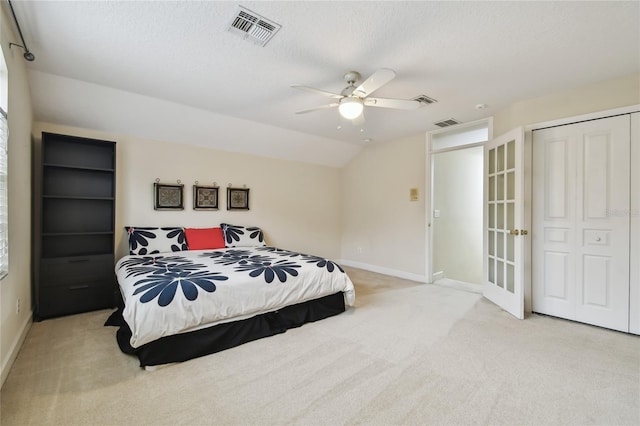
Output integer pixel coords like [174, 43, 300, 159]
[630, 112, 640, 335]
[532, 115, 630, 332]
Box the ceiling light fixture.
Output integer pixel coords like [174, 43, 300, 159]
[338, 97, 364, 120]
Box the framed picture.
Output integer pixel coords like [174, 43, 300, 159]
[227, 187, 250, 210]
[193, 185, 219, 210]
[154, 182, 184, 210]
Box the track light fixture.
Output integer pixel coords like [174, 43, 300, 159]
[7, 0, 35, 62]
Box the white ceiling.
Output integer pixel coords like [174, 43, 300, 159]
[6, 1, 640, 167]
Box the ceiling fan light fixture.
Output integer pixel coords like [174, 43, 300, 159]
[338, 97, 364, 119]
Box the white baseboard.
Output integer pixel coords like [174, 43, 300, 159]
[1, 311, 32, 389]
[338, 259, 426, 283]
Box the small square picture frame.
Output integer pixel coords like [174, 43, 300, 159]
[227, 187, 250, 210]
[193, 185, 219, 210]
[154, 182, 184, 210]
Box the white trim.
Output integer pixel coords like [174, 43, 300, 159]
[1, 312, 32, 389]
[526, 104, 640, 132]
[425, 117, 493, 283]
[425, 137, 432, 282]
[630, 112, 640, 335]
[429, 141, 486, 155]
[523, 126, 533, 316]
[339, 259, 427, 283]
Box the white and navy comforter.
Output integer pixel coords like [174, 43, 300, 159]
[115, 247, 355, 348]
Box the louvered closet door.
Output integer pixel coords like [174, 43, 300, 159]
[532, 115, 630, 332]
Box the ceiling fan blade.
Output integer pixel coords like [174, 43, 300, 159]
[295, 103, 339, 114]
[291, 85, 342, 99]
[365, 97, 421, 110]
[353, 68, 396, 97]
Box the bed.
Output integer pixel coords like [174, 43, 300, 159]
[106, 225, 355, 367]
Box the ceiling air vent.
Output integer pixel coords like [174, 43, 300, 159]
[228, 6, 281, 47]
[412, 95, 438, 105]
[433, 118, 461, 128]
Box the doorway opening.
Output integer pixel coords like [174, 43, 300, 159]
[426, 119, 492, 293]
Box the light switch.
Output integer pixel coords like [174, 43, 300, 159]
[410, 188, 419, 201]
[434, 209, 441, 218]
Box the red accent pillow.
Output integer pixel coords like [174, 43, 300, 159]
[184, 227, 225, 250]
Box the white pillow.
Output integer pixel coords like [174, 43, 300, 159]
[125, 227, 188, 255]
[220, 223, 266, 248]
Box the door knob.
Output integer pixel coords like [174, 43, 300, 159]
[521, 230, 529, 236]
[510, 229, 520, 236]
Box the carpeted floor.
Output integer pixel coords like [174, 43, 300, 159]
[1, 267, 638, 425]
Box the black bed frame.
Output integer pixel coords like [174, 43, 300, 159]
[105, 292, 346, 367]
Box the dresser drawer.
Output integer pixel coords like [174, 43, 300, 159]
[36, 280, 116, 319]
[40, 254, 114, 287]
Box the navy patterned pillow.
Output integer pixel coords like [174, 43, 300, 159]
[125, 227, 188, 255]
[220, 223, 266, 248]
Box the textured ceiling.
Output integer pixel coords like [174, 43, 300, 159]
[6, 1, 640, 166]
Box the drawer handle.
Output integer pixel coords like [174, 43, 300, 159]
[68, 259, 90, 263]
[69, 285, 90, 290]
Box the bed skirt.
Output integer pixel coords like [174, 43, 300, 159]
[105, 291, 346, 367]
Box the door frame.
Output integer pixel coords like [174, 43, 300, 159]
[425, 117, 493, 283]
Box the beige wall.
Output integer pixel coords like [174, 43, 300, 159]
[31, 122, 343, 262]
[0, 8, 34, 386]
[340, 134, 426, 280]
[494, 72, 640, 136]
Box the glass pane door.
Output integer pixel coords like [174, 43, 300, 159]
[484, 127, 524, 319]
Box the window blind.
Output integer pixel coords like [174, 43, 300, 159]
[0, 107, 8, 279]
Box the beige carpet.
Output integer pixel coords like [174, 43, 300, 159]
[1, 267, 639, 425]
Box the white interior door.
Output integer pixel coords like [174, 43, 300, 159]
[483, 127, 525, 319]
[532, 115, 630, 332]
[631, 112, 640, 334]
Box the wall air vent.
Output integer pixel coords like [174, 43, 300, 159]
[433, 118, 461, 128]
[412, 95, 438, 105]
[228, 6, 281, 47]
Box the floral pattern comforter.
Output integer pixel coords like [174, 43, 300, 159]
[116, 246, 356, 348]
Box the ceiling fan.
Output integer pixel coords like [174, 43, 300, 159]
[291, 68, 421, 120]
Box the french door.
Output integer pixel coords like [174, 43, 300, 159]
[483, 127, 525, 319]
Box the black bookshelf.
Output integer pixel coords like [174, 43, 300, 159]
[33, 133, 116, 320]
